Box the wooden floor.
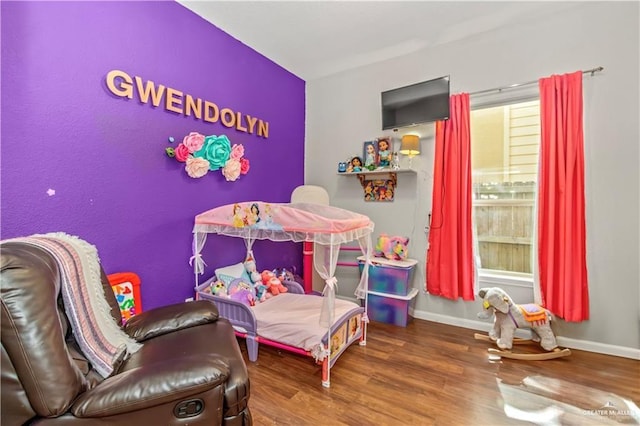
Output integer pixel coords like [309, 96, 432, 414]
[240, 319, 639, 425]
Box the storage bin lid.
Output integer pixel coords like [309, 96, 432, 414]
[368, 287, 419, 300]
[357, 256, 417, 268]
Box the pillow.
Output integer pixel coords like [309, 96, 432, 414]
[215, 262, 252, 286]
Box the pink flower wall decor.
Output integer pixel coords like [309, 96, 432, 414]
[230, 143, 244, 160]
[174, 143, 190, 162]
[185, 157, 210, 178]
[240, 157, 250, 175]
[182, 132, 205, 153]
[165, 132, 249, 181]
[222, 158, 241, 181]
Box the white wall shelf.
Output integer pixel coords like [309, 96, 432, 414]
[336, 168, 416, 177]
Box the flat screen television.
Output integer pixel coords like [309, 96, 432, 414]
[381, 75, 450, 130]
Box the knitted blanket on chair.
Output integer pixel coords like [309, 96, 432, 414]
[2, 232, 142, 377]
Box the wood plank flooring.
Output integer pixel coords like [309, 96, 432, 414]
[240, 319, 639, 425]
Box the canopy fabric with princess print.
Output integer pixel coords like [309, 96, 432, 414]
[191, 201, 375, 322]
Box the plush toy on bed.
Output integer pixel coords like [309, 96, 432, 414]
[261, 270, 288, 296]
[273, 267, 295, 283]
[228, 279, 256, 307]
[254, 282, 271, 303]
[210, 280, 227, 297]
[244, 253, 262, 284]
[229, 288, 255, 307]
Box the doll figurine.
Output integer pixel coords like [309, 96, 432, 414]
[364, 142, 377, 168]
[377, 138, 391, 167]
[348, 156, 363, 172]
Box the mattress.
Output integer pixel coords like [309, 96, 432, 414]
[251, 293, 361, 356]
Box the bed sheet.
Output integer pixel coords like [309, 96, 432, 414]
[252, 293, 361, 356]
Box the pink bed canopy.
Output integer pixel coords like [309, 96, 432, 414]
[191, 201, 375, 325]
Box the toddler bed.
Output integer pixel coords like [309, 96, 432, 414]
[191, 201, 375, 387]
[196, 278, 365, 387]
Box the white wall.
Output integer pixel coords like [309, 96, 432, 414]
[306, 2, 639, 354]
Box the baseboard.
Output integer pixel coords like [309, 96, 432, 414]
[412, 308, 640, 360]
[554, 336, 640, 361]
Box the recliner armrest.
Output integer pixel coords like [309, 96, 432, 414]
[71, 354, 230, 417]
[124, 300, 218, 342]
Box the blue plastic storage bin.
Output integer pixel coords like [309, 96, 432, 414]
[357, 256, 417, 296]
[366, 289, 419, 327]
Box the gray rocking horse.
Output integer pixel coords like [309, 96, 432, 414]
[474, 287, 571, 360]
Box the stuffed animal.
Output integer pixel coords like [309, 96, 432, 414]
[261, 270, 288, 296]
[374, 234, 410, 260]
[229, 288, 255, 307]
[210, 280, 227, 297]
[228, 278, 252, 294]
[254, 282, 271, 302]
[477, 287, 558, 351]
[273, 267, 295, 283]
[244, 253, 262, 283]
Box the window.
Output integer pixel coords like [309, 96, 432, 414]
[470, 99, 540, 278]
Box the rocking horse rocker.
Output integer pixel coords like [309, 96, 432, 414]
[474, 287, 571, 360]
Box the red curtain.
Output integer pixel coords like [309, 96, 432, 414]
[538, 71, 589, 321]
[426, 93, 474, 301]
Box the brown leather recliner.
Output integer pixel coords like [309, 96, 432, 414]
[1, 241, 252, 425]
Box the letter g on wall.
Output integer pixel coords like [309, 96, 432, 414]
[106, 69, 133, 99]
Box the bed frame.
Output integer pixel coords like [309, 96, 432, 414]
[195, 277, 366, 387]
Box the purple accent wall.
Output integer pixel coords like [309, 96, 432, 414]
[1, 1, 305, 309]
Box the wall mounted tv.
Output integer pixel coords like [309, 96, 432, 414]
[381, 75, 450, 130]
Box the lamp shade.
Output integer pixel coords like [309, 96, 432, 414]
[399, 134, 420, 156]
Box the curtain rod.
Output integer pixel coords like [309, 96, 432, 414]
[469, 66, 604, 96]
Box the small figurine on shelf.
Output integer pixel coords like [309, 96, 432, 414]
[377, 138, 391, 167]
[391, 152, 400, 170]
[347, 156, 363, 173]
[338, 161, 347, 173]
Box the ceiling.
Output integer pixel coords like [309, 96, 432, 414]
[177, 1, 580, 81]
